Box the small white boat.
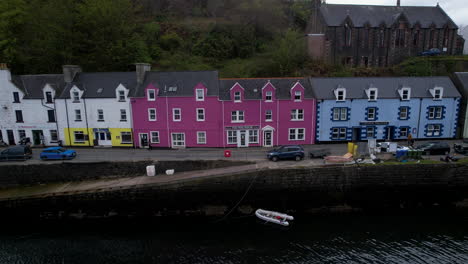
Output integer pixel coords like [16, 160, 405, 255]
[255, 209, 294, 226]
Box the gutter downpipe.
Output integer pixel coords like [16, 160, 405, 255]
[82, 92, 91, 147]
[64, 97, 71, 147]
[417, 98, 423, 138]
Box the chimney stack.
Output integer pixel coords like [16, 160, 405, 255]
[62, 65, 82, 83]
[397, 0, 400, 7]
[135, 63, 151, 85]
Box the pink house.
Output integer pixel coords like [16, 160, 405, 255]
[219, 78, 316, 147]
[131, 70, 221, 148]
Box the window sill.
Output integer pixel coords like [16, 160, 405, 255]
[97, 120, 105, 122]
[46, 102, 54, 104]
[231, 121, 245, 123]
[147, 99, 156, 102]
[75, 120, 82, 122]
[16, 121, 24, 123]
[265, 120, 273, 122]
[72, 101, 80, 103]
[173, 120, 182, 122]
[120, 120, 127, 122]
[294, 100, 302, 102]
[265, 100, 273, 103]
[13, 101, 20, 103]
[149, 119, 157, 122]
[74, 141, 86, 144]
[47, 121, 57, 123]
[291, 119, 304, 121]
[121, 142, 133, 144]
[118, 100, 126, 102]
[197, 142, 207, 145]
[196, 120, 205, 122]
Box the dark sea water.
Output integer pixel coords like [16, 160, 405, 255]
[1, 213, 468, 264]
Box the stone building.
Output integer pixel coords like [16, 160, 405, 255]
[307, 0, 464, 67]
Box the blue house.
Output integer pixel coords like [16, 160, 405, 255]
[311, 77, 461, 142]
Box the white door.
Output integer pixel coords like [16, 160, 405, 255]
[96, 131, 112, 146]
[238, 130, 248, 147]
[263, 130, 273, 147]
[171, 133, 185, 148]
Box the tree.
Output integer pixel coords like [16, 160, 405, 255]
[266, 29, 306, 76]
[0, 0, 27, 72]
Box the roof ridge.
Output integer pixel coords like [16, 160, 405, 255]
[220, 77, 304, 80]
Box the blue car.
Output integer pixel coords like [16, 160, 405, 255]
[40, 147, 77, 160]
[267, 145, 304, 162]
[419, 48, 441, 56]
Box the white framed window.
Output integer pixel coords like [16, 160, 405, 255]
[45, 91, 53, 103]
[399, 107, 409, 120]
[196, 89, 204, 101]
[147, 89, 156, 101]
[97, 109, 104, 121]
[367, 88, 378, 101]
[173, 108, 181, 121]
[75, 109, 82, 121]
[335, 88, 346, 101]
[427, 124, 441, 136]
[249, 130, 258, 143]
[72, 91, 80, 102]
[294, 91, 302, 101]
[231, 111, 244, 122]
[74, 131, 85, 142]
[366, 127, 375, 138]
[148, 108, 156, 121]
[333, 108, 348, 121]
[171, 133, 185, 147]
[367, 108, 376, 120]
[120, 109, 127, 121]
[150, 131, 160, 143]
[291, 109, 304, 121]
[428, 106, 443, 119]
[289, 128, 305, 141]
[331, 128, 347, 140]
[196, 108, 205, 121]
[265, 91, 272, 101]
[234, 91, 241, 102]
[400, 127, 409, 137]
[400, 88, 411, 100]
[121, 132, 132, 144]
[265, 110, 272, 121]
[18, 130, 26, 139]
[50, 130, 58, 141]
[197, 131, 207, 144]
[118, 90, 126, 101]
[431, 87, 443, 100]
[227, 131, 237, 144]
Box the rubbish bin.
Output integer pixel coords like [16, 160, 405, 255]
[396, 149, 408, 159]
[224, 150, 231, 158]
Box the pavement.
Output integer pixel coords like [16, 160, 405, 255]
[0, 139, 464, 165]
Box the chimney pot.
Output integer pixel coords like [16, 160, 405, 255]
[62, 65, 82, 83]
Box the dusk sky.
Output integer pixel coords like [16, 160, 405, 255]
[326, 0, 468, 27]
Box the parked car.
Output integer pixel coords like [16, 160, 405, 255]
[267, 145, 304, 161]
[40, 147, 77, 160]
[419, 48, 441, 56]
[309, 148, 331, 159]
[415, 142, 450, 155]
[0, 145, 32, 161]
[454, 139, 468, 155]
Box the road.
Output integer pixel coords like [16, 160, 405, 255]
[0, 139, 463, 165]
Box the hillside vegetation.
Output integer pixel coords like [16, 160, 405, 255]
[0, 0, 466, 77]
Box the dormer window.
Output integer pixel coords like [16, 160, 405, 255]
[13, 92, 20, 103]
[234, 91, 241, 102]
[294, 91, 302, 101]
[45, 92, 53, 103]
[366, 88, 378, 101]
[265, 91, 272, 101]
[118, 90, 126, 101]
[334, 87, 346, 101]
[196, 89, 204, 101]
[399, 88, 411, 101]
[430, 87, 443, 100]
[147, 89, 155, 101]
[72, 91, 80, 102]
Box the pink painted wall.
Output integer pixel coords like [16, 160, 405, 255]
[132, 83, 222, 148]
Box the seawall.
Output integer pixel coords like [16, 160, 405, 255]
[1, 162, 468, 219]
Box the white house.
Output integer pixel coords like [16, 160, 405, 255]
[55, 65, 137, 147]
[0, 63, 64, 146]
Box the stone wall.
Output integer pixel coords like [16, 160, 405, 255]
[0, 160, 251, 188]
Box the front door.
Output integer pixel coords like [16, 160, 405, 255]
[238, 130, 247, 147]
[96, 131, 112, 146]
[385, 126, 395, 140]
[139, 133, 148, 148]
[32, 130, 43, 145]
[352, 128, 361, 142]
[263, 130, 273, 147]
[7, 130, 15, 145]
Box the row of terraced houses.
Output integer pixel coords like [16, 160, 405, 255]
[1, 63, 467, 148]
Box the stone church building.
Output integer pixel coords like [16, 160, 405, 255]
[307, 0, 465, 67]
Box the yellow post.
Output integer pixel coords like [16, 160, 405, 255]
[347, 142, 354, 154]
[353, 144, 358, 156]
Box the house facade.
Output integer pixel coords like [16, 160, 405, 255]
[452, 72, 468, 139]
[307, 1, 464, 67]
[56, 66, 136, 147]
[312, 77, 461, 142]
[131, 70, 222, 148]
[219, 78, 316, 147]
[0, 64, 64, 146]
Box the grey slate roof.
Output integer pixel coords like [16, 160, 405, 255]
[453, 72, 468, 97]
[132, 71, 219, 97]
[310, 77, 460, 100]
[319, 4, 457, 28]
[59, 72, 136, 99]
[218, 78, 314, 100]
[11, 74, 65, 99]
